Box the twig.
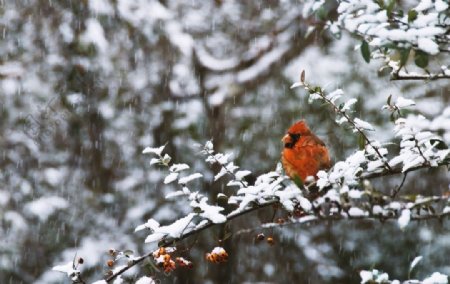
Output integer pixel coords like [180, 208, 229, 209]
[234, 209, 450, 236]
[360, 160, 448, 180]
[391, 172, 408, 198]
[105, 198, 279, 282]
[205, 147, 248, 188]
[302, 81, 393, 171]
[391, 72, 450, 81]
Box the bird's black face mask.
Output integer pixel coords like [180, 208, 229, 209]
[284, 133, 301, 149]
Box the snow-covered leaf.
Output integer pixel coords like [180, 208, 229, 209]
[164, 172, 179, 184]
[342, 98, 357, 111]
[149, 158, 160, 165]
[398, 209, 411, 230]
[326, 89, 344, 103]
[354, 118, 375, 131]
[161, 154, 172, 166]
[169, 163, 190, 172]
[409, 256, 423, 274]
[165, 191, 187, 199]
[143, 145, 165, 156]
[52, 262, 77, 277]
[290, 81, 303, 89]
[348, 207, 368, 217]
[235, 170, 251, 180]
[396, 97, 415, 109]
[179, 173, 203, 184]
[422, 272, 448, 284]
[135, 276, 157, 284]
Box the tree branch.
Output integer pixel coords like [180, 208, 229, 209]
[102, 157, 448, 282]
[360, 161, 448, 180]
[300, 80, 393, 171]
[390, 72, 450, 81]
[235, 210, 450, 236]
[105, 199, 279, 282]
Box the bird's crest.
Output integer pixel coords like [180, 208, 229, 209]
[288, 120, 311, 135]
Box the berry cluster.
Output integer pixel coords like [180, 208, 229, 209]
[206, 247, 228, 263]
[153, 247, 177, 273]
[152, 247, 193, 273]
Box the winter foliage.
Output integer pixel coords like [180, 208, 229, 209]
[1, 0, 449, 283]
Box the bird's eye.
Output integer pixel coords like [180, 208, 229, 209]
[289, 133, 301, 140]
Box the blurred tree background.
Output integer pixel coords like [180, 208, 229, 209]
[0, 0, 448, 283]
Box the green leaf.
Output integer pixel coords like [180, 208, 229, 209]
[361, 40, 371, 63]
[292, 175, 304, 189]
[390, 112, 396, 122]
[375, 0, 385, 8]
[399, 48, 411, 67]
[386, 0, 396, 17]
[193, 207, 204, 213]
[217, 193, 228, 207]
[358, 133, 366, 150]
[123, 250, 134, 257]
[414, 51, 429, 68]
[387, 94, 392, 106]
[316, 7, 328, 20]
[430, 139, 448, 150]
[408, 9, 418, 22]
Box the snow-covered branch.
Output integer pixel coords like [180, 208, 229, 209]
[53, 72, 450, 281]
[303, 0, 450, 80]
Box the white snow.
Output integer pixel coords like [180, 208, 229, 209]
[25, 196, 69, 222]
[342, 98, 357, 111]
[422, 272, 449, 284]
[435, 0, 449, 11]
[348, 189, 364, 199]
[417, 38, 439, 55]
[135, 276, 157, 284]
[169, 163, 190, 172]
[52, 262, 77, 277]
[88, 0, 114, 15]
[178, 173, 203, 184]
[409, 256, 423, 272]
[396, 97, 416, 109]
[164, 172, 179, 184]
[354, 118, 375, 131]
[237, 45, 289, 83]
[142, 145, 166, 156]
[44, 168, 65, 186]
[398, 209, 411, 230]
[142, 213, 196, 243]
[80, 18, 108, 53]
[235, 170, 251, 180]
[326, 89, 344, 103]
[348, 207, 368, 217]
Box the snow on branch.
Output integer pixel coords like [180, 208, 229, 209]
[292, 71, 393, 173]
[57, 79, 449, 283]
[331, 0, 449, 54]
[302, 0, 450, 80]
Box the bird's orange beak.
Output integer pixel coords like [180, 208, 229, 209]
[282, 134, 291, 144]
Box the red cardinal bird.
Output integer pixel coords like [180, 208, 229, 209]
[281, 120, 331, 184]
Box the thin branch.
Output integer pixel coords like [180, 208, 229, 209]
[102, 159, 449, 282]
[105, 198, 279, 282]
[361, 160, 448, 180]
[391, 72, 450, 81]
[391, 172, 408, 198]
[235, 210, 450, 236]
[302, 81, 393, 171]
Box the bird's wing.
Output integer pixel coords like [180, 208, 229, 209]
[301, 135, 326, 147]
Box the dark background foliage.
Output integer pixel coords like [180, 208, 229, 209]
[0, 0, 448, 283]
